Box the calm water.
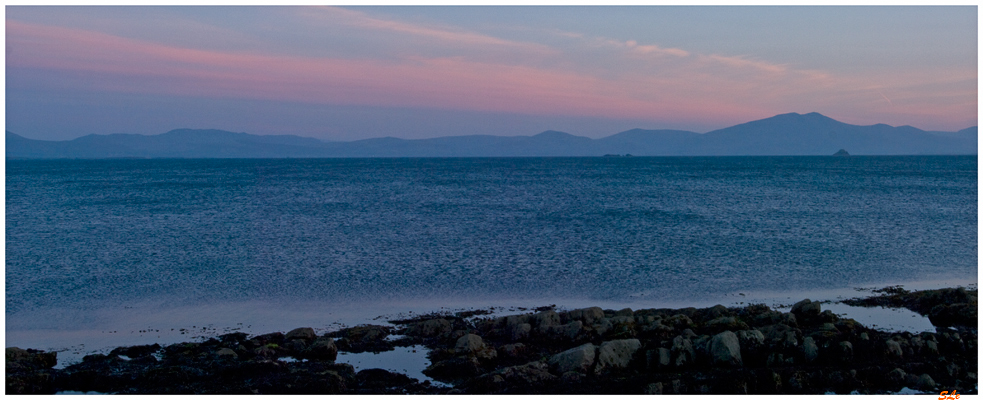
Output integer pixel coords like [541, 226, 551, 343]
[6, 156, 978, 347]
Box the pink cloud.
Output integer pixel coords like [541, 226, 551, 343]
[7, 17, 975, 132]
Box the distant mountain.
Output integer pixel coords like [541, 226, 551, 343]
[6, 113, 977, 158]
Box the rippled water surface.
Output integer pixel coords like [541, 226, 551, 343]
[6, 156, 977, 338]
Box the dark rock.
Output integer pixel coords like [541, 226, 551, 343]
[916, 373, 936, 391]
[671, 335, 695, 367]
[304, 337, 338, 361]
[594, 339, 641, 373]
[285, 327, 316, 342]
[645, 347, 671, 370]
[644, 382, 663, 394]
[455, 334, 496, 360]
[709, 331, 742, 367]
[565, 307, 604, 325]
[548, 343, 596, 375]
[705, 316, 749, 332]
[356, 368, 415, 390]
[405, 319, 452, 338]
[790, 299, 821, 323]
[109, 343, 162, 359]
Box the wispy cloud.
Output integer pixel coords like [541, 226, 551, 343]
[300, 6, 555, 55]
[7, 9, 975, 132]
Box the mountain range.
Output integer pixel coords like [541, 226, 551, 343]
[6, 112, 977, 158]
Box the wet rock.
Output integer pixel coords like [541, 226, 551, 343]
[215, 348, 238, 358]
[593, 318, 613, 337]
[705, 316, 749, 332]
[671, 335, 695, 367]
[818, 310, 839, 323]
[424, 357, 482, 381]
[285, 327, 316, 342]
[550, 321, 585, 342]
[594, 339, 641, 373]
[885, 340, 903, 360]
[356, 368, 415, 390]
[470, 361, 556, 392]
[736, 330, 765, 353]
[802, 337, 818, 363]
[498, 343, 527, 359]
[929, 303, 977, 328]
[790, 299, 821, 323]
[566, 307, 604, 325]
[501, 361, 556, 385]
[548, 343, 596, 375]
[645, 347, 671, 370]
[532, 310, 561, 332]
[704, 304, 731, 320]
[606, 316, 637, 339]
[332, 325, 392, 353]
[709, 331, 742, 367]
[837, 341, 853, 362]
[614, 308, 634, 317]
[766, 352, 785, 367]
[304, 337, 338, 361]
[406, 319, 452, 338]
[6, 347, 57, 369]
[109, 344, 162, 359]
[455, 334, 496, 360]
[644, 382, 663, 394]
[253, 346, 279, 360]
[665, 314, 695, 330]
[509, 323, 532, 341]
[916, 374, 936, 391]
[6, 348, 58, 394]
[759, 324, 799, 350]
[888, 368, 907, 385]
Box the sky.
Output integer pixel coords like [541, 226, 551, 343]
[5, 6, 978, 141]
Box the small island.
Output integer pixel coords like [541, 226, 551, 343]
[833, 149, 850, 156]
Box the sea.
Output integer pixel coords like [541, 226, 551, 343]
[5, 156, 978, 367]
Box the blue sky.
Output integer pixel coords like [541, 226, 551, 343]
[5, 6, 977, 141]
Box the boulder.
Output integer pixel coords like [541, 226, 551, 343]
[6, 347, 57, 369]
[790, 299, 821, 322]
[406, 319, 452, 338]
[497, 361, 556, 385]
[498, 343, 527, 359]
[455, 334, 496, 360]
[709, 331, 742, 367]
[837, 341, 853, 361]
[548, 343, 596, 375]
[706, 316, 749, 332]
[802, 337, 818, 363]
[916, 374, 936, 391]
[671, 335, 695, 367]
[305, 337, 338, 361]
[550, 321, 584, 342]
[885, 340, 903, 360]
[606, 316, 637, 338]
[532, 310, 561, 331]
[644, 382, 664, 394]
[566, 307, 604, 325]
[665, 314, 695, 330]
[594, 339, 641, 373]
[646, 347, 671, 370]
[509, 323, 532, 341]
[214, 348, 238, 358]
[285, 327, 316, 342]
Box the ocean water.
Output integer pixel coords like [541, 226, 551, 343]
[6, 156, 978, 359]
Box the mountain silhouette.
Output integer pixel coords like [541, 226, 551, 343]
[7, 113, 976, 158]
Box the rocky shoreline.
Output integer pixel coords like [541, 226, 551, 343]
[7, 287, 977, 394]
